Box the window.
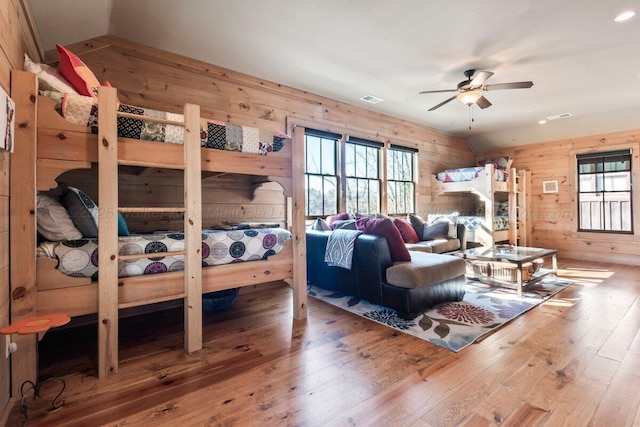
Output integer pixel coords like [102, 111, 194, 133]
[577, 149, 633, 233]
[345, 138, 381, 214]
[305, 130, 340, 217]
[387, 145, 416, 215]
[304, 128, 417, 218]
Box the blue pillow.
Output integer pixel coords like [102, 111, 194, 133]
[117, 213, 129, 236]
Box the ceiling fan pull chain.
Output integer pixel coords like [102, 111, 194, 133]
[469, 105, 474, 130]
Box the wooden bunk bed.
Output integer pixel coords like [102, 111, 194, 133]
[10, 70, 307, 383]
[431, 162, 531, 247]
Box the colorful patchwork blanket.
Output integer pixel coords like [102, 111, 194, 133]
[61, 93, 287, 155]
[40, 227, 291, 280]
[436, 166, 508, 183]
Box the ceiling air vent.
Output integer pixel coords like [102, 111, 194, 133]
[546, 113, 573, 121]
[360, 95, 384, 104]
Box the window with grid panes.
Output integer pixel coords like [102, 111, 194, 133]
[387, 145, 416, 215]
[577, 149, 633, 233]
[345, 138, 381, 214]
[304, 129, 340, 217]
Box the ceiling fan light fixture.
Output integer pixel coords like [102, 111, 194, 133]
[457, 90, 483, 106]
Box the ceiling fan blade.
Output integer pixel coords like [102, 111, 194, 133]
[476, 95, 492, 109]
[418, 89, 457, 94]
[470, 71, 494, 87]
[428, 95, 457, 111]
[483, 81, 534, 91]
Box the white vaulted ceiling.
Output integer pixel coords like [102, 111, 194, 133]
[29, 0, 640, 152]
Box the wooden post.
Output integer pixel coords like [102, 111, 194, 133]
[291, 126, 307, 320]
[9, 70, 38, 394]
[97, 86, 119, 378]
[183, 103, 202, 353]
[508, 167, 518, 245]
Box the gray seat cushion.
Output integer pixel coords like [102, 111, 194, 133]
[386, 251, 466, 289]
[405, 238, 460, 254]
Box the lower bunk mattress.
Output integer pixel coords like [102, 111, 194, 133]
[38, 228, 291, 280]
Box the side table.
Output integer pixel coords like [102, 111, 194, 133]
[0, 313, 70, 425]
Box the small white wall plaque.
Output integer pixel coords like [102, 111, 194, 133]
[0, 85, 15, 153]
[542, 180, 558, 194]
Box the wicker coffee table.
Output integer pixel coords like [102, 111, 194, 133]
[455, 245, 558, 297]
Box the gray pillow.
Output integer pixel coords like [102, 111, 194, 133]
[422, 221, 449, 241]
[331, 219, 357, 230]
[62, 187, 99, 238]
[311, 218, 331, 231]
[408, 214, 426, 238]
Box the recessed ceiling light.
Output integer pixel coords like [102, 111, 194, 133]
[538, 120, 547, 124]
[360, 95, 384, 104]
[615, 11, 636, 22]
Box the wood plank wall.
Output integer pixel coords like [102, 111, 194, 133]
[480, 128, 640, 266]
[0, 0, 42, 420]
[53, 36, 476, 226]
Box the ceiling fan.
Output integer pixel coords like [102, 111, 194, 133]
[419, 69, 534, 111]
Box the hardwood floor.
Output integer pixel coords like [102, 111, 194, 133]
[7, 259, 640, 426]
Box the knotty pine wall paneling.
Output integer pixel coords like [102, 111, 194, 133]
[54, 36, 475, 225]
[480, 129, 640, 265]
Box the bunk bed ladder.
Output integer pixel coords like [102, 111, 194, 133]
[508, 168, 531, 246]
[97, 86, 202, 378]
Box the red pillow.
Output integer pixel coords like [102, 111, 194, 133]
[57, 44, 101, 97]
[393, 218, 420, 244]
[356, 217, 411, 262]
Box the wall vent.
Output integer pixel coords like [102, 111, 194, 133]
[546, 113, 572, 121]
[360, 95, 384, 104]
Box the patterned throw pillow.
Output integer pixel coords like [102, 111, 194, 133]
[62, 187, 129, 238]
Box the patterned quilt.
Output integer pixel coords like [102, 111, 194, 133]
[40, 228, 291, 280]
[60, 93, 287, 155]
[457, 216, 510, 232]
[436, 166, 508, 182]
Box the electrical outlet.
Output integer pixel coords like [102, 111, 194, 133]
[4, 336, 16, 358]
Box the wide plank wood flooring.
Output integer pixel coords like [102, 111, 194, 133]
[6, 259, 640, 426]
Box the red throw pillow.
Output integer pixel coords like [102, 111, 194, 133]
[393, 218, 420, 243]
[356, 217, 411, 262]
[57, 44, 102, 97]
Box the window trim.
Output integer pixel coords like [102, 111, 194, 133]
[572, 146, 640, 236]
[387, 145, 417, 216]
[301, 123, 420, 219]
[344, 137, 382, 214]
[304, 129, 341, 218]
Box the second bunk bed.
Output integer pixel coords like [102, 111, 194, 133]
[431, 160, 531, 247]
[11, 69, 307, 381]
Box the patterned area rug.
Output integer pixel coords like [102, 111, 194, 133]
[308, 277, 573, 352]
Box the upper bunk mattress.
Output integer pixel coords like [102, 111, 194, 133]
[436, 166, 508, 183]
[55, 92, 288, 155]
[39, 227, 291, 280]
